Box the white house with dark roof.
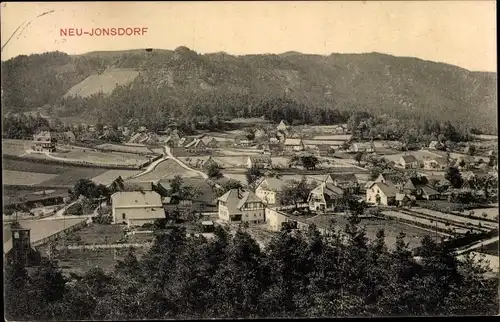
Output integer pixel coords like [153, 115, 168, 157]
[255, 177, 287, 205]
[351, 142, 375, 153]
[307, 182, 345, 212]
[111, 190, 164, 226]
[399, 155, 419, 169]
[217, 189, 265, 223]
[284, 138, 305, 151]
[365, 181, 398, 206]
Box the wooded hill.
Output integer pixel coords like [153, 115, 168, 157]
[1, 48, 496, 133]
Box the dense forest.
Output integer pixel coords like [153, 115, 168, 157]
[5, 219, 498, 320]
[1, 48, 497, 134]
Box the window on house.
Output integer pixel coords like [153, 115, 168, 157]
[122, 213, 126, 219]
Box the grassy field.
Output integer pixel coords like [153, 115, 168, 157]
[3, 170, 59, 186]
[36, 167, 109, 187]
[213, 156, 248, 167]
[64, 68, 139, 98]
[132, 159, 202, 181]
[3, 159, 71, 174]
[216, 148, 261, 156]
[91, 169, 141, 185]
[2, 139, 31, 156]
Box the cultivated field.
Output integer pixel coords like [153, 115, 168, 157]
[96, 143, 156, 155]
[2, 139, 31, 156]
[50, 147, 150, 166]
[131, 159, 202, 181]
[213, 156, 248, 167]
[3, 159, 70, 174]
[91, 170, 141, 185]
[3, 170, 59, 186]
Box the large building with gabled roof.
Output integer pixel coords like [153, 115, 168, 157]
[217, 188, 265, 223]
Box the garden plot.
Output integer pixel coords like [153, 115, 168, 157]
[64, 224, 126, 245]
[214, 156, 248, 168]
[305, 214, 433, 250]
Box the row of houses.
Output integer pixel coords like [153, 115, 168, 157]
[397, 154, 490, 171]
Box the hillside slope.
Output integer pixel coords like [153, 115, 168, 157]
[1, 48, 497, 133]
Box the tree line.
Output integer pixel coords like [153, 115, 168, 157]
[5, 216, 498, 320]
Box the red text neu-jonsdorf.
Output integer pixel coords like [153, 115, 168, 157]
[60, 27, 148, 36]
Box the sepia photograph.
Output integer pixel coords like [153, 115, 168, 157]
[1, 1, 498, 319]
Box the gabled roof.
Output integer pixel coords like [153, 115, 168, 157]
[326, 173, 358, 183]
[420, 185, 439, 196]
[277, 120, 289, 130]
[256, 177, 286, 192]
[111, 191, 162, 208]
[185, 138, 206, 148]
[407, 176, 429, 187]
[367, 181, 398, 197]
[284, 138, 303, 146]
[218, 189, 262, 210]
[401, 155, 418, 163]
[310, 182, 344, 200]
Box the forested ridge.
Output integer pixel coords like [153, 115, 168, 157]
[5, 218, 498, 320]
[1, 48, 496, 134]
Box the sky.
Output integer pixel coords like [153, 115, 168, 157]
[0, 1, 496, 72]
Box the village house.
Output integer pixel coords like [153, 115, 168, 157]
[316, 144, 335, 157]
[402, 177, 440, 200]
[255, 177, 287, 205]
[217, 189, 265, 223]
[422, 174, 451, 192]
[165, 132, 181, 147]
[111, 190, 165, 226]
[254, 128, 267, 139]
[202, 137, 219, 149]
[399, 155, 419, 169]
[308, 182, 345, 212]
[185, 138, 207, 152]
[324, 173, 360, 194]
[396, 193, 416, 207]
[284, 138, 305, 152]
[351, 142, 375, 153]
[365, 181, 398, 206]
[277, 120, 289, 132]
[32, 131, 57, 152]
[247, 155, 273, 169]
[429, 141, 444, 150]
[423, 157, 448, 170]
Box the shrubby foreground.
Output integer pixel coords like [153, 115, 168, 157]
[5, 217, 499, 320]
